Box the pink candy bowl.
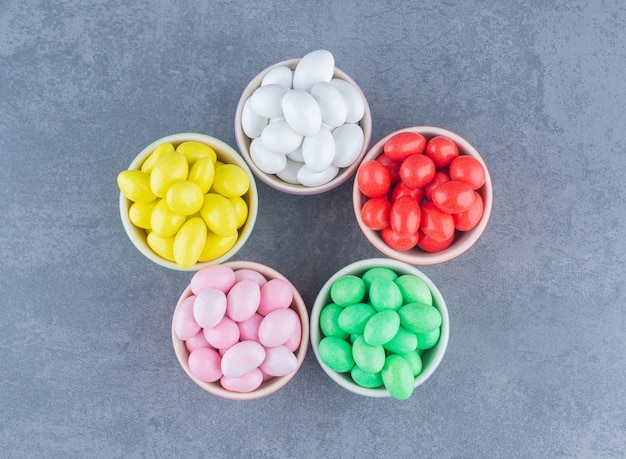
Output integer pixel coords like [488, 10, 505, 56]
[352, 126, 493, 264]
[234, 58, 372, 195]
[172, 261, 309, 400]
[119, 132, 258, 271]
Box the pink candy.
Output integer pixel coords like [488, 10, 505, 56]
[177, 265, 302, 393]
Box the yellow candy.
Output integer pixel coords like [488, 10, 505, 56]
[212, 164, 250, 197]
[149, 152, 189, 198]
[128, 200, 157, 229]
[141, 142, 174, 173]
[151, 199, 186, 237]
[187, 157, 215, 194]
[166, 181, 204, 215]
[200, 193, 237, 236]
[117, 170, 156, 203]
[228, 196, 249, 229]
[146, 232, 176, 262]
[173, 217, 207, 268]
[198, 229, 238, 262]
[176, 141, 217, 166]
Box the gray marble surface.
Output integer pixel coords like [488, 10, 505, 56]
[1, 1, 625, 458]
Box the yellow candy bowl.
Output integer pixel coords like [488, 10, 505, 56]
[118, 133, 258, 271]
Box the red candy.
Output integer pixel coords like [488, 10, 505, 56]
[357, 133, 487, 253]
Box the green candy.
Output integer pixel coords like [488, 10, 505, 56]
[319, 303, 350, 339]
[363, 310, 400, 346]
[352, 335, 386, 374]
[395, 275, 432, 305]
[338, 303, 376, 335]
[398, 302, 442, 334]
[383, 326, 418, 355]
[381, 354, 415, 400]
[330, 275, 366, 306]
[369, 278, 403, 311]
[416, 327, 441, 350]
[318, 336, 354, 373]
[351, 365, 384, 388]
[361, 267, 398, 288]
[398, 350, 423, 377]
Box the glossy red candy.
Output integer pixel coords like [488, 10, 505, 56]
[424, 171, 450, 202]
[376, 153, 402, 184]
[420, 202, 455, 241]
[389, 196, 421, 237]
[360, 197, 392, 230]
[391, 182, 424, 203]
[431, 180, 475, 214]
[417, 230, 455, 252]
[449, 156, 486, 190]
[453, 191, 484, 231]
[357, 160, 391, 198]
[381, 226, 419, 251]
[425, 136, 459, 168]
[383, 132, 426, 161]
[399, 154, 435, 188]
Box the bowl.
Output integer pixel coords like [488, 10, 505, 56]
[353, 126, 492, 264]
[310, 258, 449, 398]
[172, 261, 310, 400]
[235, 58, 372, 195]
[119, 133, 258, 270]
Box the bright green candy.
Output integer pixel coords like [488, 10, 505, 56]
[381, 354, 415, 400]
[369, 278, 403, 311]
[319, 304, 349, 339]
[330, 275, 366, 306]
[351, 365, 383, 388]
[395, 275, 432, 305]
[399, 350, 423, 377]
[352, 335, 385, 374]
[361, 267, 398, 288]
[398, 302, 442, 334]
[318, 336, 354, 373]
[337, 303, 375, 335]
[383, 326, 418, 355]
[416, 327, 441, 350]
[363, 310, 400, 346]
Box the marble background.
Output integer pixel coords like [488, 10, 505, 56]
[1, 1, 624, 457]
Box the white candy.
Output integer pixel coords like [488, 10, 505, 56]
[311, 81, 347, 128]
[297, 164, 339, 187]
[261, 65, 293, 88]
[302, 127, 335, 173]
[250, 84, 288, 119]
[330, 78, 365, 123]
[250, 137, 287, 174]
[292, 49, 335, 92]
[332, 123, 364, 168]
[260, 120, 303, 154]
[276, 158, 302, 184]
[241, 97, 268, 139]
[282, 89, 322, 136]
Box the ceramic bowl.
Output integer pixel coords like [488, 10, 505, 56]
[119, 133, 258, 270]
[310, 258, 449, 398]
[353, 126, 492, 264]
[234, 58, 372, 195]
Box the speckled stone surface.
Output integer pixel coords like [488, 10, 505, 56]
[1, 1, 625, 457]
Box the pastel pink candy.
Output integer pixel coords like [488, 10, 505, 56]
[283, 319, 302, 352]
[220, 368, 264, 393]
[185, 329, 212, 353]
[221, 340, 266, 378]
[258, 308, 299, 347]
[193, 288, 227, 328]
[190, 265, 236, 295]
[226, 279, 261, 322]
[204, 316, 240, 349]
[260, 345, 298, 376]
[238, 313, 263, 342]
[188, 347, 222, 382]
[234, 268, 268, 287]
[173, 295, 200, 341]
[257, 278, 294, 315]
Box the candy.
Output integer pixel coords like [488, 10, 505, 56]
[368, 278, 403, 311]
[431, 180, 475, 214]
[383, 132, 426, 161]
[193, 288, 227, 329]
[363, 310, 400, 346]
[337, 303, 376, 335]
[149, 151, 188, 198]
[117, 170, 156, 203]
[226, 280, 261, 322]
[318, 336, 354, 373]
[221, 341, 265, 378]
[398, 302, 442, 334]
[173, 217, 207, 268]
[330, 275, 365, 306]
[319, 303, 349, 339]
[381, 355, 414, 401]
[352, 335, 385, 374]
[258, 308, 298, 347]
[424, 135, 459, 168]
[188, 347, 222, 382]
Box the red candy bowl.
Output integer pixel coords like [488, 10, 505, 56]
[172, 261, 309, 400]
[352, 126, 493, 264]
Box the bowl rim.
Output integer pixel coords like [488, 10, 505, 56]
[234, 57, 373, 195]
[171, 260, 310, 400]
[119, 132, 259, 271]
[352, 126, 493, 264]
[309, 258, 449, 398]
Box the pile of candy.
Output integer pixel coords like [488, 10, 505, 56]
[173, 265, 302, 393]
[117, 141, 251, 268]
[357, 132, 486, 252]
[241, 49, 366, 187]
[316, 267, 442, 400]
